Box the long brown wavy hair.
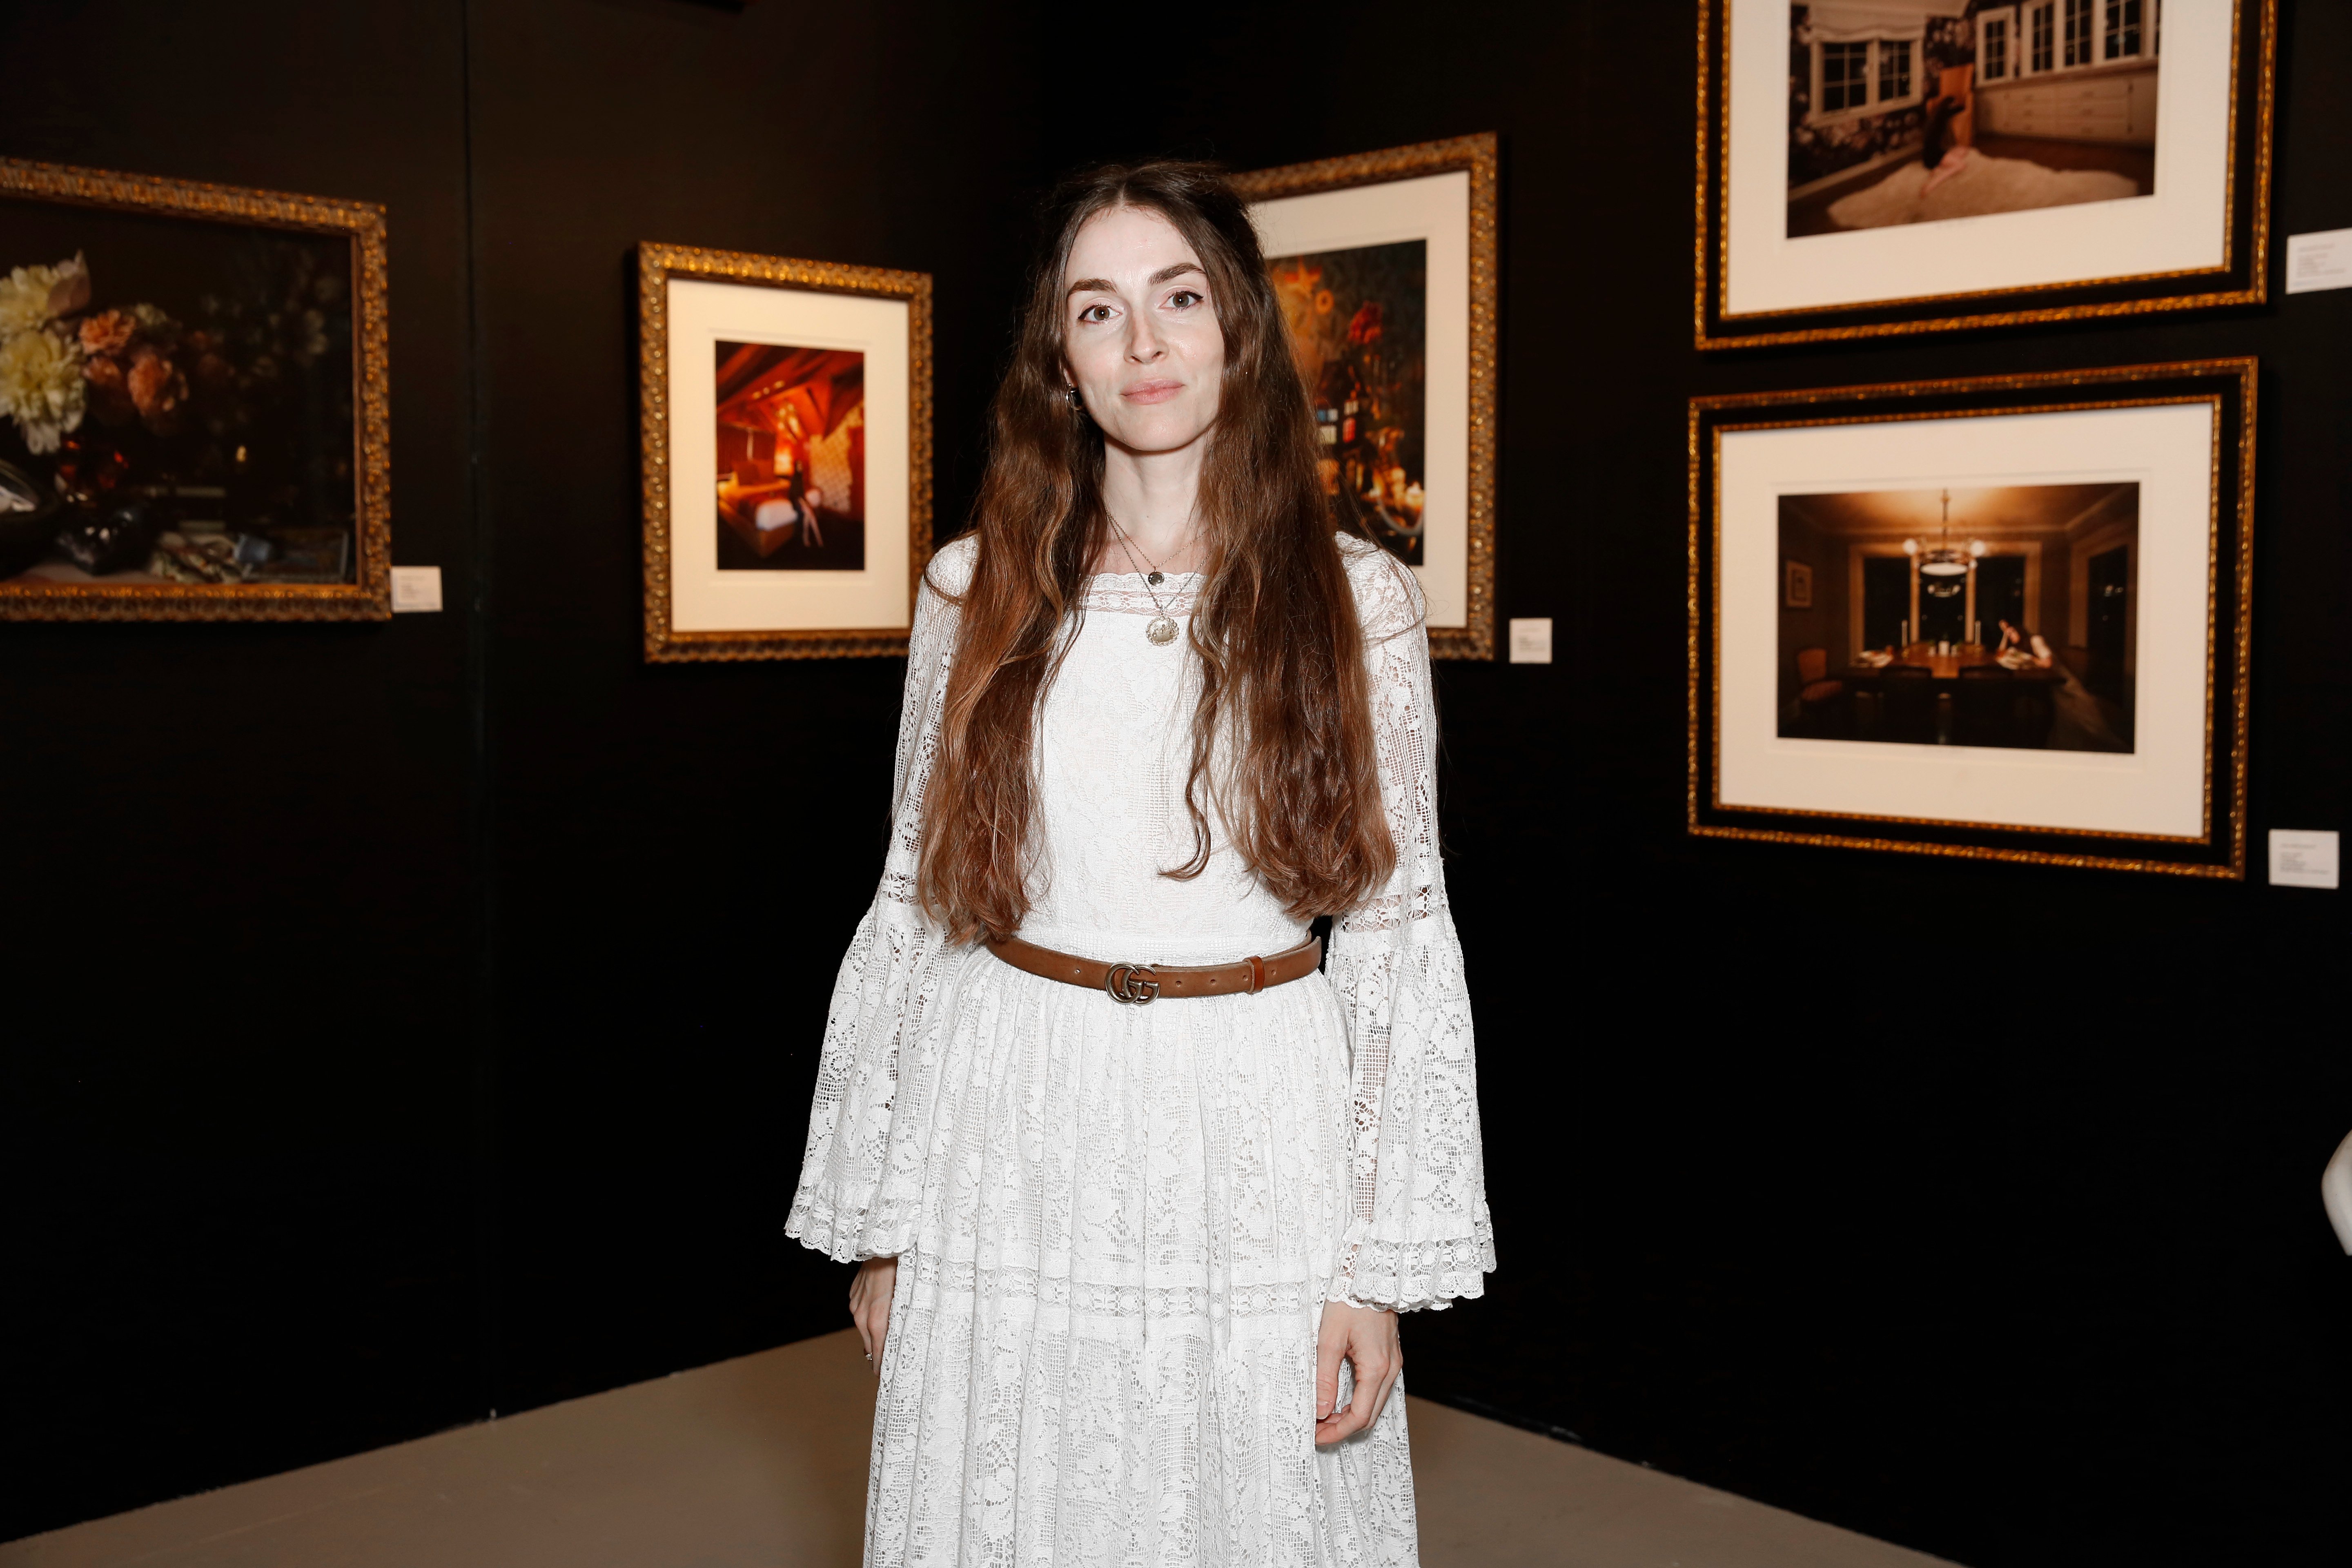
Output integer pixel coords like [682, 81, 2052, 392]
[917, 160, 1397, 945]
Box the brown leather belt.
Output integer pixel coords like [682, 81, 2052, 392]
[986, 934, 1322, 1006]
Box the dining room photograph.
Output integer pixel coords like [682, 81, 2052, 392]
[1777, 482, 2137, 751]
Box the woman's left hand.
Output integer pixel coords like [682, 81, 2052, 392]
[1313, 1301, 1401, 1446]
[848, 1256, 898, 1379]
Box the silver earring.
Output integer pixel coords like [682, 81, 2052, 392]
[1065, 384, 1083, 411]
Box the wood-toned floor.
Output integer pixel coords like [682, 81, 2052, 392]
[2, 1330, 1960, 1568]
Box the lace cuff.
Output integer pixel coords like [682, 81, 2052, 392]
[1329, 1205, 1498, 1312]
[1323, 535, 1495, 1314]
[787, 543, 971, 1263]
[785, 1183, 877, 1262]
[785, 898, 951, 1262]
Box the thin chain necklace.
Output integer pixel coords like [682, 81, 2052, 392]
[1109, 521, 1183, 646]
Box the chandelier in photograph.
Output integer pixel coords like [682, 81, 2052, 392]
[1904, 488, 1985, 598]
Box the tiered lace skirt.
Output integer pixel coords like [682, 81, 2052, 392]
[867, 946, 1419, 1568]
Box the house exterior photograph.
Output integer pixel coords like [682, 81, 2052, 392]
[1788, 0, 2159, 235]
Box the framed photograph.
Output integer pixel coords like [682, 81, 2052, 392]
[1689, 359, 2254, 878]
[1695, 0, 2276, 348]
[1785, 558, 1815, 607]
[0, 158, 390, 619]
[1233, 134, 1497, 659]
[638, 243, 931, 661]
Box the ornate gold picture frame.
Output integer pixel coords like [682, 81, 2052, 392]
[637, 243, 931, 662]
[0, 158, 390, 620]
[1234, 134, 1498, 659]
[1689, 360, 2254, 878]
[1696, 0, 2276, 349]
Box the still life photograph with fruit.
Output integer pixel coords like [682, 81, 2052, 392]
[0, 160, 388, 619]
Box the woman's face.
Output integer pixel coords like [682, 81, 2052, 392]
[1061, 205, 1225, 456]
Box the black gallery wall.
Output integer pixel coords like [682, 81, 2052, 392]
[2, 1, 2345, 1561]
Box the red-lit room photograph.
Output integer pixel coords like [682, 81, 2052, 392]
[713, 341, 864, 572]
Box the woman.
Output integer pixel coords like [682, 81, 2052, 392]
[753, 405, 816, 544]
[1917, 92, 1972, 197]
[1994, 616, 2130, 751]
[1993, 617, 2052, 667]
[787, 160, 1491, 1566]
[1826, 93, 2137, 229]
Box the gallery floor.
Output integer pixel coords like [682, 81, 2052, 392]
[2, 1330, 1959, 1568]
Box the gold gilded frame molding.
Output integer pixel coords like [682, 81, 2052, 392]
[1686, 359, 2256, 879]
[1694, 0, 2276, 349]
[0, 158, 391, 621]
[637, 243, 933, 662]
[1232, 134, 1499, 660]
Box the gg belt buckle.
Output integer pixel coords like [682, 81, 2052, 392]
[1105, 962, 1160, 1005]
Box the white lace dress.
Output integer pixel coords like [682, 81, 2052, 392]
[788, 532, 1492, 1568]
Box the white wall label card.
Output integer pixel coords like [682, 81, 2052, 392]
[2285, 229, 2352, 295]
[390, 566, 443, 613]
[2267, 829, 2339, 889]
[1508, 618, 1552, 664]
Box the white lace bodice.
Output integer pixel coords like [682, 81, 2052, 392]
[1022, 567, 1305, 965]
[788, 531, 1492, 1310]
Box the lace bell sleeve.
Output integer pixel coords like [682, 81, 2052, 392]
[1325, 544, 1496, 1311]
[784, 542, 971, 1263]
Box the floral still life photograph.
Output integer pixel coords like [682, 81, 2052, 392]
[0, 167, 385, 616]
[1270, 240, 1429, 566]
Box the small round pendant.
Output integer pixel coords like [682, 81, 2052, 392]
[1147, 616, 1179, 646]
[1146, 570, 1165, 586]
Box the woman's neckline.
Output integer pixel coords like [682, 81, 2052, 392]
[1087, 568, 1204, 583]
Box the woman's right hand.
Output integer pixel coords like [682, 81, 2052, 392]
[849, 1256, 898, 1378]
